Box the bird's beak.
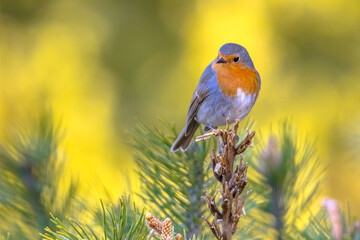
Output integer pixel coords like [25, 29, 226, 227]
[217, 58, 226, 64]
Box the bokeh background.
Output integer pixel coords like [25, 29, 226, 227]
[1, 0, 359, 225]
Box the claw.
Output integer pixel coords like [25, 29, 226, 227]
[204, 125, 215, 133]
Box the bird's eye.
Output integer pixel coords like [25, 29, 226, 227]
[233, 57, 239, 62]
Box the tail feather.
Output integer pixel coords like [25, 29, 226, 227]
[171, 121, 199, 152]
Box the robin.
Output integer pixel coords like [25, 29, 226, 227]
[171, 43, 261, 152]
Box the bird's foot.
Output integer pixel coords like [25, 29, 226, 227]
[204, 125, 215, 133]
[202, 125, 224, 155]
[217, 135, 223, 156]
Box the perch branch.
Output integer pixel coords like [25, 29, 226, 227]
[198, 119, 255, 240]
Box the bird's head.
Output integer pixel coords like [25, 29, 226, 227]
[212, 43, 260, 97]
[214, 43, 254, 69]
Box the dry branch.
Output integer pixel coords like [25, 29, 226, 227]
[197, 119, 255, 240]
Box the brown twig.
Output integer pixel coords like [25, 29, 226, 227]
[197, 118, 255, 240]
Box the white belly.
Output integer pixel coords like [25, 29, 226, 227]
[196, 88, 257, 127]
[232, 88, 257, 120]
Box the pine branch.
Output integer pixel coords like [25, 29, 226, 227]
[130, 120, 214, 237]
[41, 197, 148, 240]
[0, 110, 79, 239]
[198, 119, 254, 240]
[247, 121, 326, 239]
[294, 198, 360, 240]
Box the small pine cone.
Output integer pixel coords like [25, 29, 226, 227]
[161, 218, 173, 240]
[175, 233, 183, 240]
[145, 213, 162, 235]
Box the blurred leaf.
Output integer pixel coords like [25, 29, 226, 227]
[245, 121, 326, 239]
[0, 110, 79, 239]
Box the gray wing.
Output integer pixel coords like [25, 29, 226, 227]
[170, 62, 214, 152]
[184, 63, 214, 134]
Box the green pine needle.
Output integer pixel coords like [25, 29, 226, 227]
[41, 197, 147, 240]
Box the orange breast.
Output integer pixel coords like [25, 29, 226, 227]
[212, 61, 259, 97]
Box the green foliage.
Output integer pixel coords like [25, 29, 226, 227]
[1, 113, 358, 240]
[130, 120, 262, 239]
[39, 120, 360, 240]
[0, 110, 78, 239]
[245, 121, 325, 239]
[299, 203, 360, 240]
[41, 197, 148, 240]
[0, 233, 11, 240]
[130, 120, 213, 237]
[296, 209, 332, 240]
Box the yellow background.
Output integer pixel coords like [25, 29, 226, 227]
[1, 0, 359, 214]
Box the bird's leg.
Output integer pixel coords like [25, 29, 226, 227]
[205, 125, 223, 155]
[204, 124, 216, 132]
[213, 126, 223, 156]
[217, 134, 223, 155]
[203, 125, 212, 133]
